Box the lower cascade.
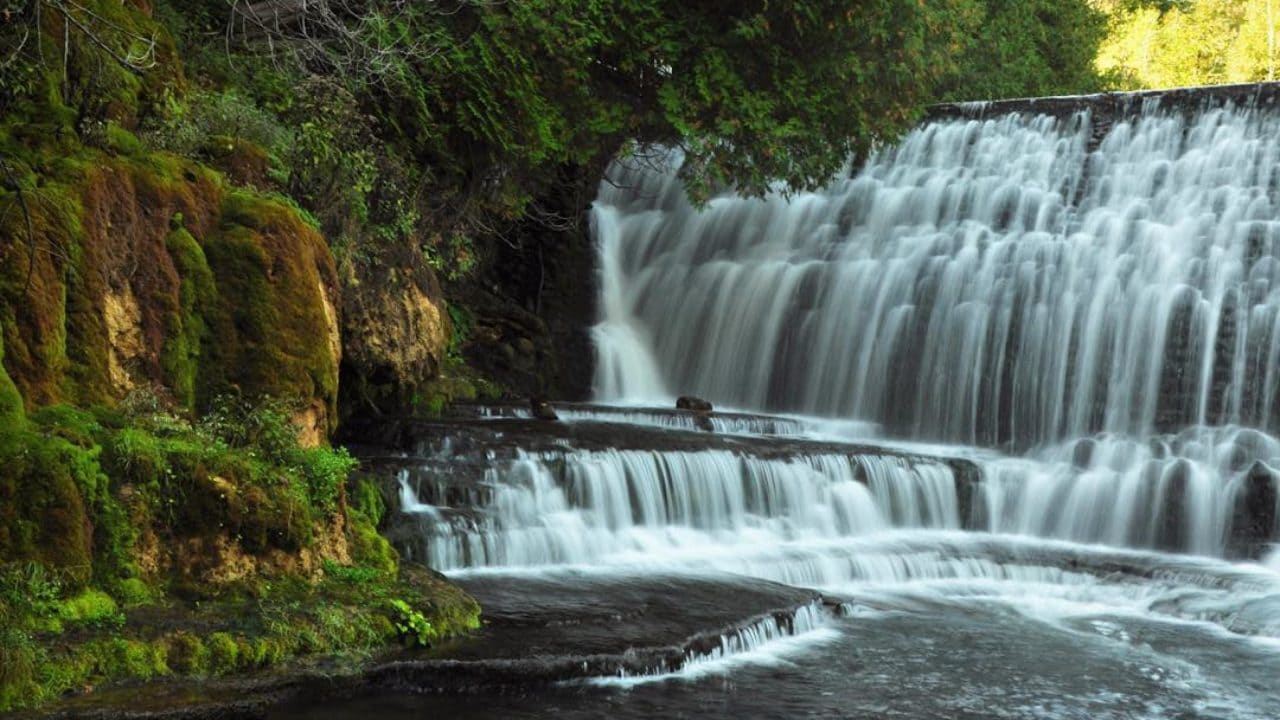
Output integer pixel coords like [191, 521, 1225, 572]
[368, 406, 1280, 717]
[361, 94, 1280, 719]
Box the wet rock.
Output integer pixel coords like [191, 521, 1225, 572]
[1070, 438, 1096, 470]
[1229, 461, 1279, 558]
[676, 396, 714, 412]
[530, 397, 559, 421]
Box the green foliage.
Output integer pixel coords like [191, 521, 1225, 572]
[1097, 0, 1277, 89]
[321, 560, 382, 586]
[445, 303, 473, 360]
[937, 0, 1110, 101]
[0, 562, 63, 632]
[389, 598, 436, 647]
[199, 395, 357, 512]
[199, 395, 300, 462]
[144, 89, 292, 160]
[296, 445, 357, 513]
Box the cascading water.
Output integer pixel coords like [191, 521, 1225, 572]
[592, 104, 1280, 448]
[397, 446, 962, 572]
[313, 92, 1280, 720]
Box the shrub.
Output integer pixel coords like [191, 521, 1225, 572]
[144, 90, 291, 161]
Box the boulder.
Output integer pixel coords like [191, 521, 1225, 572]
[676, 396, 714, 413]
[530, 397, 559, 421]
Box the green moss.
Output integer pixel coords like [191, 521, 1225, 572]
[60, 193, 113, 408]
[163, 631, 207, 675]
[161, 227, 216, 410]
[0, 176, 81, 407]
[200, 191, 339, 429]
[58, 589, 122, 629]
[416, 370, 479, 417]
[104, 123, 143, 156]
[114, 578, 153, 607]
[248, 637, 287, 668]
[205, 632, 239, 675]
[349, 477, 387, 524]
[347, 507, 398, 578]
[0, 331, 25, 426]
[85, 638, 168, 681]
[0, 427, 98, 586]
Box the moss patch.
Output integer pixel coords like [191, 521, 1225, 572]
[200, 191, 341, 429]
[0, 401, 479, 712]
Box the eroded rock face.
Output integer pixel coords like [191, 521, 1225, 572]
[339, 259, 451, 422]
[103, 286, 146, 394]
[450, 162, 602, 401]
[0, 157, 343, 432]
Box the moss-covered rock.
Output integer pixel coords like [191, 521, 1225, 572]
[0, 144, 341, 426]
[0, 331, 24, 425]
[200, 191, 342, 433]
[0, 426, 99, 587]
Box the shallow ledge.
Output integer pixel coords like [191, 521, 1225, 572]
[927, 80, 1280, 121]
[35, 588, 828, 720]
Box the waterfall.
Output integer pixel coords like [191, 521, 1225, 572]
[386, 98, 1280, 588]
[391, 425, 1274, 573]
[592, 104, 1280, 448]
[401, 448, 962, 571]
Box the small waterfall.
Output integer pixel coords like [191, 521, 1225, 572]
[593, 602, 835, 685]
[592, 105, 1280, 448]
[399, 447, 962, 571]
[389, 428, 1275, 573]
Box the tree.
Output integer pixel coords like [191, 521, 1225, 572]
[211, 0, 984, 199]
[1096, 0, 1275, 89]
[936, 0, 1111, 102]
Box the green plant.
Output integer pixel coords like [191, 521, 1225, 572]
[389, 599, 436, 648]
[0, 563, 63, 630]
[198, 395, 298, 462]
[296, 445, 357, 512]
[144, 89, 291, 160]
[445, 303, 474, 360]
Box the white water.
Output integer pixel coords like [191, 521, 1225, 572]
[397, 422, 1276, 571]
[406, 448, 960, 571]
[588, 601, 838, 686]
[592, 106, 1280, 447]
